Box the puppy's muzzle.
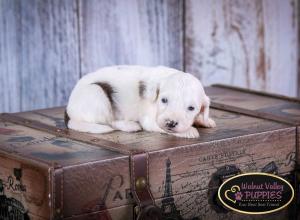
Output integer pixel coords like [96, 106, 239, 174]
[165, 119, 178, 130]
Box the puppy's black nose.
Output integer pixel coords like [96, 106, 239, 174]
[166, 120, 178, 128]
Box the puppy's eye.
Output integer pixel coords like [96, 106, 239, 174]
[161, 98, 168, 104]
[188, 106, 195, 111]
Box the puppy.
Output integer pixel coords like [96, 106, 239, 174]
[65, 66, 216, 138]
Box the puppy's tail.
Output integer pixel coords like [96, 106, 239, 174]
[67, 120, 114, 134]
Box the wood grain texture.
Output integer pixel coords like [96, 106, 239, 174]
[0, 0, 22, 112]
[78, 0, 183, 74]
[0, 0, 80, 112]
[185, 0, 298, 97]
[0, 0, 299, 112]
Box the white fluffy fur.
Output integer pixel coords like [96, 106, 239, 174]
[66, 66, 215, 138]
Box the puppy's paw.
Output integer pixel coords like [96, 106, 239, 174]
[172, 127, 200, 139]
[205, 118, 216, 128]
[112, 120, 142, 132]
[194, 117, 216, 128]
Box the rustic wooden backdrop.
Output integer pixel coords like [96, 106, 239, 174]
[0, 0, 298, 112]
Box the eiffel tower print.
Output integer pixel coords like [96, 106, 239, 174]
[161, 158, 184, 220]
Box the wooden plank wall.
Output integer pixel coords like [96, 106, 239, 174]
[79, 0, 183, 74]
[0, 0, 80, 112]
[0, 0, 298, 112]
[185, 0, 298, 96]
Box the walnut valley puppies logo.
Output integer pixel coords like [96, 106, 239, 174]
[218, 173, 294, 214]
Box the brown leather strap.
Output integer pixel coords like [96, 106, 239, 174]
[0, 113, 140, 155]
[211, 102, 299, 126]
[130, 153, 155, 208]
[53, 168, 64, 219]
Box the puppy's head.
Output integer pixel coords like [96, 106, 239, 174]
[154, 73, 209, 133]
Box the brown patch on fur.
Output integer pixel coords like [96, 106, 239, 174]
[64, 110, 70, 128]
[139, 81, 146, 98]
[155, 87, 160, 101]
[94, 82, 116, 110]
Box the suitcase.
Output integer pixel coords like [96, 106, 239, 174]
[206, 84, 300, 219]
[0, 97, 297, 219]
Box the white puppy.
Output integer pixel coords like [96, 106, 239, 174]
[65, 66, 216, 138]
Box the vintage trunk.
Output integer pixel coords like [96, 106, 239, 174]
[0, 102, 297, 219]
[206, 84, 300, 219]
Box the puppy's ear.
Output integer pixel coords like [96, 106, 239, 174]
[194, 95, 216, 128]
[143, 81, 160, 102]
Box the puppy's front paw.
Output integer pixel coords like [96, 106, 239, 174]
[205, 118, 216, 128]
[194, 117, 216, 128]
[172, 127, 200, 139]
